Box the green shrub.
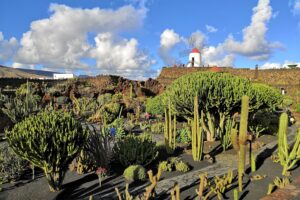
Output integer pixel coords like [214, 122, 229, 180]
[6, 111, 88, 191]
[175, 161, 190, 172]
[158, 157, 190, 173]
[163, 72, 283, 141]
[97, 93, 112, 107]
[113, 134, 158, 167]
[158, 161, 172, 172]
[146, 96, 165, 115]
[73, 97, 99, 118]
[150, 122, 164, 134]
[123, 165, 147, 182]
[0, 143, 28, 183]
[109, 118, 126, 138]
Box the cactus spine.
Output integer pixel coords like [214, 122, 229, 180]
[278, 113, 300, 175]
[192, 94, 204, 161]
[164, 98, 176, 154]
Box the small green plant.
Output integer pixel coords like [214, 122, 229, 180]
[158, 158, 190, 173]
[150, 122, 164, 134]
[204, 170, 234, 200]
[145, 96, 165, 116]
[273, 177, 290, 189]
[6, 111, 88, 192]
[123, 165, 147, 182]
[175, 161, 190, 172]
[158, 161, 172, 172]
[113, 134, 158, 167]
[176, 126, 191, 144]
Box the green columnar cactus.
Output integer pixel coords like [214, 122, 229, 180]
[238, 95, 249, 191]
[278, 113, 300, 175]
[192, 94, 204, 161]
[6, 111, 88, 192]
[129, 82, 133, 99]
[234, 188, 239, 200]
[164, 98, 176, 154]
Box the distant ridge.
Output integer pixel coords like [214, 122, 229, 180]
[0, 65, 57, 78]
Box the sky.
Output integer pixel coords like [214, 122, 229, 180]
[0, 0, 300, 80]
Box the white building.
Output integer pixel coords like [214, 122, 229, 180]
[187, 48, 202, 67]
[53, 73, 74, 80]
[282, 63, 300, 68]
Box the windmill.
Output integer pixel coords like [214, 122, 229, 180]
[177, 35, 206, 67]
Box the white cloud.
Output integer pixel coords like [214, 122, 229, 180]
[89, 33, 155, 79]
[202, 45, 235, 66]
[13, 4, 153, 79]
[186, 31, 206, 49]
[0, 32, 19, 63]
[205, 25, 218, 33]
[12, 62, 35, 70]
[261, 62, 283, 69]
[293, 1, 300, 15]
[159, 29, 181, 65]
[224, 0, 282, 60]
[260, 60, 300, 69]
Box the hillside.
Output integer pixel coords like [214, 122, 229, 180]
[0, 65, 54, 78]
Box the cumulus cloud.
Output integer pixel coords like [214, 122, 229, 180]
[202, 45, 235, 66]
[13, 4, 154, 79]
[294, 1, 300, 14]
[261, 61, 300, 69]
[89, 33, 155, 79]
[159, 29, 181, 65]
[224, 0, 282, 60]
[0, 32, 19, 63]
[205, 25, 218, 33]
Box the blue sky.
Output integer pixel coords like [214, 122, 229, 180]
[0, 0, 300, 79]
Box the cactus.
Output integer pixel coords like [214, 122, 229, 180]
[164, 98, 176, 154]
[6, 111, 88, 192]
[170, 183, 180, 200]
[251, 153, 256, 172]
[129, 82, 133, 99]
[267, 183, 275, 195]
[196, 173, 207, 198]
[192, 94, 204, 161]
[273, 177, 290, 188]
[231, 95, 249, 192]
[277, 113, 300, 175]
[234, 188, 239, 200]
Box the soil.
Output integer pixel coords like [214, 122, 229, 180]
[179, 157, 300, 200]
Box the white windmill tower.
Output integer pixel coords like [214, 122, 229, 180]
[187, 48, 202, 67]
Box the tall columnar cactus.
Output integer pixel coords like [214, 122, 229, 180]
[164, 98, 176, 154]
[6, 111, 88, 192]
[278, 113, 300, 175]
[129, 82, 133, 99]
[192, 94, 204, 161]
[231, 95, 249, 191]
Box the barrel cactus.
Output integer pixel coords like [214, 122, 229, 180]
[6, 111, 88, 192]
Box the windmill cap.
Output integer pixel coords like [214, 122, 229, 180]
[191, 48, 200, 53]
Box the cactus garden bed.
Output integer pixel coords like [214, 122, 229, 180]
[1, 72, 300, 200]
